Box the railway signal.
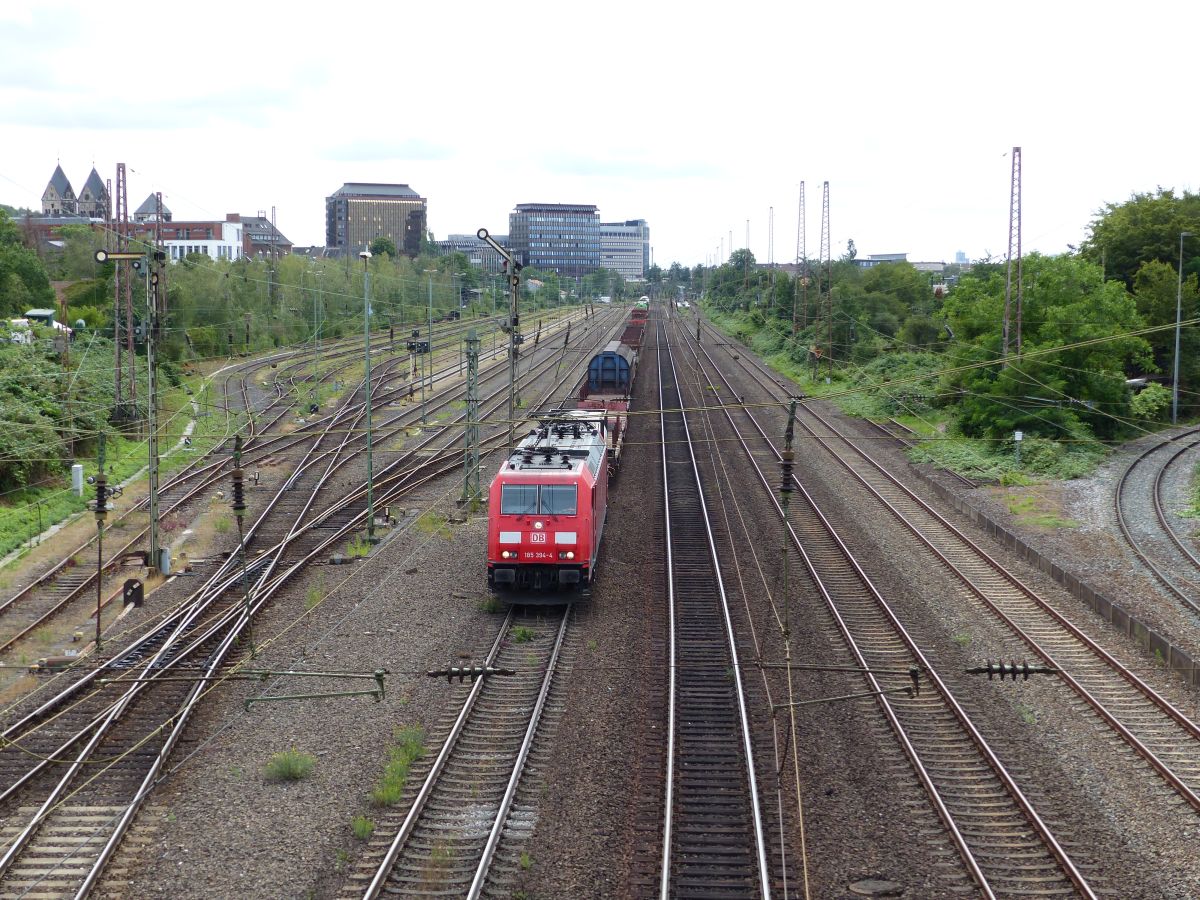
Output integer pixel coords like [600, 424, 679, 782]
[477, 227, 522, 448]
[230, 434, 256, 656]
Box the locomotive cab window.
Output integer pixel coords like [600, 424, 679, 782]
[539, 485, 577, 516]
[501, 484, 538, 515]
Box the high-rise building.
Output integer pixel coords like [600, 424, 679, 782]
[600, 219, 649, 280]
[508, 203, 600, 277]
[325, 183, 427, 256]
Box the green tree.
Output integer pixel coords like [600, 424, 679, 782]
[1081, 188, 1200, 289]
[369, 236, 397, 258]
[942, 254, 1150, 440]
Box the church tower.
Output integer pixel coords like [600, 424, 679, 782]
[41, 164, 77, 215]
[77, 167, 110, 218]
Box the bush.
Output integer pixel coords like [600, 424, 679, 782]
[1130, 382, 1170, 422]
[265, 748, 315, 781]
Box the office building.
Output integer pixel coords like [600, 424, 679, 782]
[325, 183, 427, 256]
[600, 219, 649, 280]
[508, 203, 600, 278]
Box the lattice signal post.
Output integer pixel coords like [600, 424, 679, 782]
[461, 328, 481, 504]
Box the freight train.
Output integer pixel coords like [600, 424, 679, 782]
[485, 306, 646, 601]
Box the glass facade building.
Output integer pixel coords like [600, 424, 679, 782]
[508, 203, 600, 278]
[325, 183, 427, 256]
[600, 219, 650, 281]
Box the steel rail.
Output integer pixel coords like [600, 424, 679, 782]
[680, 319, 1097, 898]
[657, 316, 771, 898]
[697, 318, 1200, 812]
[0, 308, 620, 896]
[1113, 428, 1200, 608]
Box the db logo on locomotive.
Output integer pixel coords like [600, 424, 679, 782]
[529, 532, 547, 544]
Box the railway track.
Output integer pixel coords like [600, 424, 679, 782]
[676, 315, 1098, 897]
[352, 608, 570, 899]
[0, 306, 620, 897]
[1114, 426, 1200, 611]
[0, 311, 586, 665]
[655, 317, 771, 898]
[695, 312, 1200, 874]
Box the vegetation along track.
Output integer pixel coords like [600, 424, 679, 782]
[675, 313, 1097, 896]
[0, 306, 619, 897]
[696, 313, 1200, 857]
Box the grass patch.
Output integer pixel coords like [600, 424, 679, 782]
[351, 815, 375, 840]
[305, 578, 325, 611]
[370, 725, 426, 807]
[951, 633, 971, 647]
[477, 596, 502, 613]
[345, 534, 372, 558]
[1015, 703, 1037, 726]
[1003, 491, 1079, 529]
[265, 748, 315, 781]
[511, 625, 535, 644]
[212, 515, 232, 535]
[416, 510, 452, 540]
[520, 851, 533, 871]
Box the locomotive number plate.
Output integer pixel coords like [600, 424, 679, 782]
[529, 532, 547, 543]
[524, 551, 554, 560]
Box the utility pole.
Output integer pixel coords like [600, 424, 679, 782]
[146, 253, 162, 573]
[477, 228, 521, 448]
[461, 328, 481, 504]
[231, 434, 254, 655]
[1002, 147, 1023, 364]
[820, 180, 832, 375]
[427, 272, 434, 414]
[1174, 231, 1192, 425]
[795, 181, 805, 333]
[91, 432, 108, 650]
[361, 250, 376, 542]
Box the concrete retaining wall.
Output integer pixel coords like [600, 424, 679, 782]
[921, 475, 1199, 689]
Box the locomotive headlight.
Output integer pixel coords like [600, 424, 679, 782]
[501, 550, 513, 559]
[533, 520, 544, 529]
[566, 551, 575, 560]
[558, 551, 575, 560]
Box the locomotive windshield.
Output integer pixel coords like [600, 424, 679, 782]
[501, 484, 538, 515]
[540, 485, 577, 516]
[500, 484, 578, 516]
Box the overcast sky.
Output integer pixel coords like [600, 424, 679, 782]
[2, 1, 1195, 268]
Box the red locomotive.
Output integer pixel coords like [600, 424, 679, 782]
[486, 307, 644, 601]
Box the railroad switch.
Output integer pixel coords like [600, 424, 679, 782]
[965, 659, 1056, 681]
[426, 665, 516, 684]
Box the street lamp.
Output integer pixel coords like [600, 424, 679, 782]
[360, 250, 375, 542]
[1174, 231, 1192, 425]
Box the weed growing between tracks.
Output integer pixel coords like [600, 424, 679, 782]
[351, 816, 375, 840]
[416, 510, 452, 540]
[265, 748, 316, 781]
[345, 534, 372, 558]
[370, 725, 426, 807]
